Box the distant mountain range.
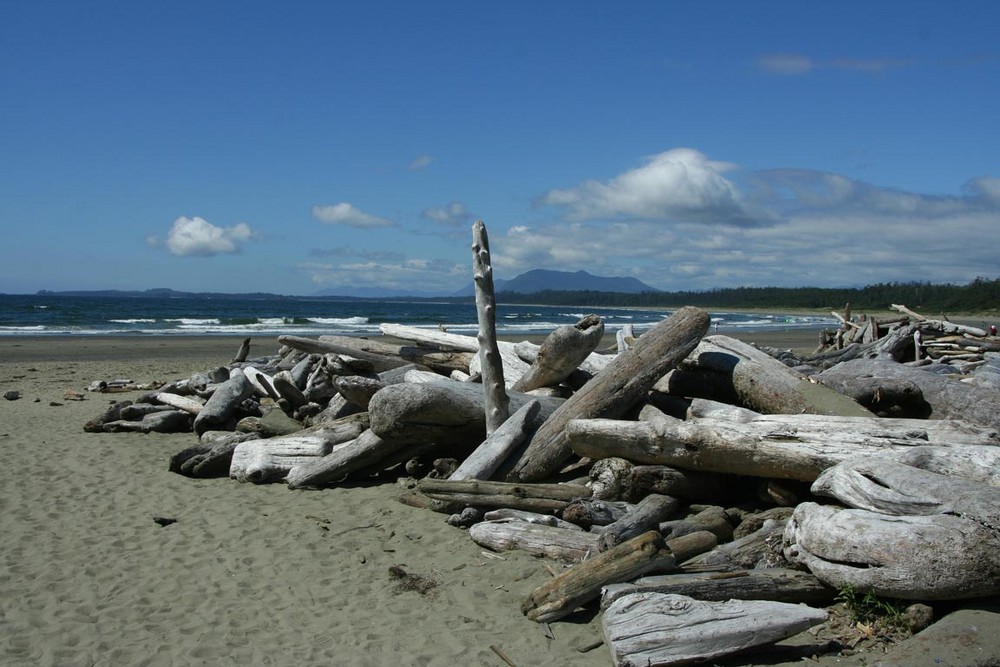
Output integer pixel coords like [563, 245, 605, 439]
[32, 269, 660, 300]
[451, 269, 659, 297]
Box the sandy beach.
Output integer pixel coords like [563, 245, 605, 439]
[0, 330, 960, 667]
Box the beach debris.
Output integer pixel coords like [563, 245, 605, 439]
[3, 389, 21, 400]
[81, 225, 1000, 664]
[152, 516, 177, 527]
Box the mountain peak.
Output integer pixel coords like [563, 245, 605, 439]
[453, 269, 658, 297]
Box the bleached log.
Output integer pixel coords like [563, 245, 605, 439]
[153, 391, 205, 414]
[661, 335, 873, 417]
[597, 494, 679, 552]
[589, 457, 750, 504]
[229, 424, 367, 483]
[470, 221, 509, 435]
[511, 315, 605, 392]
[169, 430, 260, 478]
[521, 531, 717, 623]
[285, 429, 401, 489]
[784, 500, 1000, 600]
[333, 375, 384, 409]
[367, 380, 563, 449]
[243, 366, 280, 400]
[685, 519, 788, 571]
[193, 369, 255, 436]
[686, 398, 759, 423]
[272, 371, 307, 410]
[566, 412, 1000, 482]
[815, 358, 1000, 429]
[450, 399, 542, 481]
[601, 593, 827, 667]
[508, 306, 710, 482]
[416, 478, 590, 513]
[231, 337, 251, 363]
[601, 568, 834, 609]
[315, 334, 473, 374]
[659, 506, 733, 542]
[469, 519, 599, 563]
[891, 303, 988, 336]
[482, 508, 584, 530]
[102, 410, 193, 434]
[515, 340, 612, 376]
[278, 335, 417, 373]
[378, 322, 530, 385]
[402, 369, 447, 383]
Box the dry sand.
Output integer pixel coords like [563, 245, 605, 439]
[2, 332, 993, 667]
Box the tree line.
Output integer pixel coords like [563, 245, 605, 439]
[488, 277, 1000, 314]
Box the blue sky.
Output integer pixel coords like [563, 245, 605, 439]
[2, 1, 998, 296]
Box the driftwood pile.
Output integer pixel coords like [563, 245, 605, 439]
[83, 224, 1000, 666]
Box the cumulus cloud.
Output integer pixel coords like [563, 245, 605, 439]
[408, 155, 433, 171]
[537, 148, 770, 227]
[311, 203, 396, 228]
[421, 201, 475, 226]
[160, 216, 256, 257]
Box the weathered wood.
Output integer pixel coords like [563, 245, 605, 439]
[661, 335, 873, 417]
[816, 357, 1000, 430]
[597, 494, 679, 552]
[278, 335, 417, 373]
[566, 412, 1000, 482]
[243, 366, 280, 400]
[272, 371, 308, 410]
[812, 373, 930, 418]
[521, 531, 676, 623]
[471, 220, 509, 433]
[193, 368, 255, 436]
[601, 568, 834, 609]
[685, 519, 788, 571]
[315, 334, 472, 374]
[469, 519, 599, 563]
[367, 380, 563, 448]
[333, 375, 384, 410]
[418, 478, 590, 502]
[515, 339, 612, 377]
[153, 391, 205, 414]
[229, 423, 367, 483]
[561, 498, 635, 529]
[482, 508, 584, 530]
[170, 430, 260, 478]
[103, 410, 193, 434]
[512, 315, 605, 392]
[508, 306, 710, 482]
[285, 429, 403, 489]
[891, 303, 988, 336]
[659, 505, 733, 542]
[231, 337, 251, 363]
[601, 593, 827, 667]
[450, 400, 542, 481]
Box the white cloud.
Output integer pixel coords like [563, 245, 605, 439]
[311, 203, 396, 228]
[408, 155, 433, 171]
[421, 201, 475, 226]
[537, 148, 769, 227]
[756, 53, 814, 75]
[162, 216, 255, 257]
[757, 52, 913, 76]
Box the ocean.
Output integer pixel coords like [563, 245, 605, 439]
[0, 294, 838, 338]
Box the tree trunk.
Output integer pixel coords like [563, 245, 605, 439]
[512, 315, 605, 392]
[449, 399, 543, 481]
[469, 519, 599, 563]
[597, 494, 679, 552]
[471, 220, 509, 433]
[193, 368, 255, 436]
[285, 429, 403, 489]
[507, 306, 710, 482]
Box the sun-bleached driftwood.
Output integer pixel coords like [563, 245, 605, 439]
[278, 334, 418, 373]
[449, 399, 542, 481]
[521, 530, 717, 623]
[377, 323, 530, 385]
[890, 303, 988, 337]
[511, 315, 605, 392]
[508, 306, 711, 483]
[102, 410, 193, 434]
[285, 429, 401, 489]
[561, 498, 635, 528]
[243, 366, 280, 400]
[660, 506, 733, 542]
[332, 375, 384, 410]
[587, 457, 751, 504]
[367, 379, 563, 449]
[229, 420, 369, 483]
[810, 372, 929, 418]
[469, 519, 600, 563]
[601, 568, 834, 609]
[482, 508, 583, 530]
[659, 335, 873, 417]
[601, 592, 827, 667]
[416, 478, 590, 514]
[566, 412, 1000, 482]
[597, 494, 679, 552]
[313, 335, 472, 375]
[815, 358, 1000, 430]
[782, 456, 1000, 600]
[471, 220, 510, 434]
[170, 430, 261, 478]
[685, 397, 760, 423]
[153, 391, 206, 414]
[272, 371, 308, 411]
[684, 519, 788, 571]
[193, 368, 255, 436]
[231, 337, 251, 363]
[515, 340, 612, 378]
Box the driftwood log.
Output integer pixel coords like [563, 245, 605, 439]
[784, 456, 1000, 600]
[313, 334, 472, 374]
[285, 429, 400, 489]
[567, 412, 999, 481]
[511, 315, 605, 392]
[601, 592, 827, 667]
[597, 493, 679, 552]
[469, 519, 599, 563]
[471, 220, 509, 434]
[193, 368, 255, 436]
[449, 399, 542, 481]
[659, 334, 873, 417]
[508, 306, 710, 482]
[416, 478, 590, 514]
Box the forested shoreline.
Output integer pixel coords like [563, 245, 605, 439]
[492, 277, 1000, 314]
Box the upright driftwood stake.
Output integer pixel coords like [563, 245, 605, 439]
[472, 220, 509, 434]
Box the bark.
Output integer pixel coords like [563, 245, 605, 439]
[507, 306, 710, 482]
[471, 220, 509, 433]
[601, 593, 827, 667]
